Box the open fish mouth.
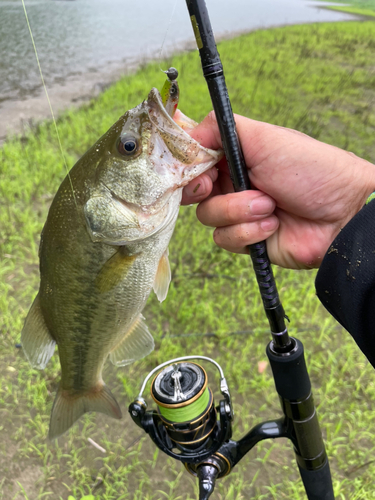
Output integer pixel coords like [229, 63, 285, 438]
[147, 87, 202, 164]
[147, 87, 223, 184]
[147, 87, 178, 125]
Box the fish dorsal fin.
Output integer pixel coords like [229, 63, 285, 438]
[48, 383, 122, 440]
[109, 314, 154, 367]
[95, 250, 137, 294]
[21, 293, 56, 369]
[153, 249, 171, 303]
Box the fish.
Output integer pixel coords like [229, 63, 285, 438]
[21, 77, 222, 440]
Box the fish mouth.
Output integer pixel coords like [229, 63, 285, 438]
[146, 88, 223, 183]
[147, 88, 178, 126]
[146, 87, 199, 142]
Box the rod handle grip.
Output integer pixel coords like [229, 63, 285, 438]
[298, 459, 335, 500]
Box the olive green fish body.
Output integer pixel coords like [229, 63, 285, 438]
[21, 88, 222, 439]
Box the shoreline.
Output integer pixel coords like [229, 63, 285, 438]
[0, 39, 197, 145]
[0, 16, 361, 146]
[0, 55, 155, 145]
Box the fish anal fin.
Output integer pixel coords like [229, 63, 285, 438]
[21, 293, 56, 369]
[48, 384, 122, 440]
[95, 250, 137, 294]
[153, 248, 171, 303]
[109, 314, 154, 367]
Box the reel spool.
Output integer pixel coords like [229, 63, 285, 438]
[151, 362, 217, 452]
[129, 355, 233, 464]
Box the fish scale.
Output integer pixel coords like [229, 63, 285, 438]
[21, 82, 222, 439]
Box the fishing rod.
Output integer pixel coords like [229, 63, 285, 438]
[128, 1, 335, 498]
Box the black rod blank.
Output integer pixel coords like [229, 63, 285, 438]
[185, 0, 289, 340]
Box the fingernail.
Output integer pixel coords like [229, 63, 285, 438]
[261, 218, 278, 232]
[250, 196, 274, 215]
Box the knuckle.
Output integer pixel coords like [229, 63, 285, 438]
[224, 196, 233, 224]
[233, 223, 249, 242]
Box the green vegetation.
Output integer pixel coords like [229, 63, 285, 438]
[68, 496, 94, 500]
[319, 0, 375, 16]
[2, 20, 375, 499]
[329, 5, 375, 17]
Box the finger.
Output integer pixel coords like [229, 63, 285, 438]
[188, 111, 273, 166]
[212, 216, 279, 254]
[217, 169, 235, 194]
[181, 168, 218, 205]
[188, 111, 223, 150]
[197, 191, 276, 228]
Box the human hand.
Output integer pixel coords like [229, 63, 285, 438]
[179, 111, 375, 269]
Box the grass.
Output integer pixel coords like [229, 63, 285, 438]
[319, 0, 375, 16]
[2, 19, 375, 500]
[329, 5, 375, 18]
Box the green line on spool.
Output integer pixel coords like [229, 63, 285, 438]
[159, 387, 210, 423]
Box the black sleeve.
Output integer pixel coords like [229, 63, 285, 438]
[315, 201, 375, 367]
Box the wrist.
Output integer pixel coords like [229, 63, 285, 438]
[343, 154, 375, 220]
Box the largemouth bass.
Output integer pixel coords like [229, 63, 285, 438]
[21, 76, 222, 439]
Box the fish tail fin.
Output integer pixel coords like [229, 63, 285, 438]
[48, 384, 122, 440]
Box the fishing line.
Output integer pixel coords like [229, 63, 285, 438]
[158, 0, 179, 71]
[21, 0, 77, 208]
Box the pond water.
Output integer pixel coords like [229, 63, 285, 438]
[0, 0, 356, 138]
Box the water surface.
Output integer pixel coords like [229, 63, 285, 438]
[0, 0, 356, 138]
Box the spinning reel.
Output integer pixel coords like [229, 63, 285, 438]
[129, 356, 233, 499]
[129, 344, 334, 500]
[129, 356, 232, 466]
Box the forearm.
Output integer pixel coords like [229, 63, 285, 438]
[315, 199, 375, 367]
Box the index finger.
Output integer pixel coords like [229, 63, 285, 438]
[188, 111, 223, 150]
[188, 111, 278, 172]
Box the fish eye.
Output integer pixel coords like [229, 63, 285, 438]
[117, 135, 139, 156]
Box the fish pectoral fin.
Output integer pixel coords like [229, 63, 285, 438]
[21, 293, 56, 369]
[153, 248, 171, 302]
[109, 314, 154, 367]
[49, 384, 122, 440]
[95, 250, 137, 294]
